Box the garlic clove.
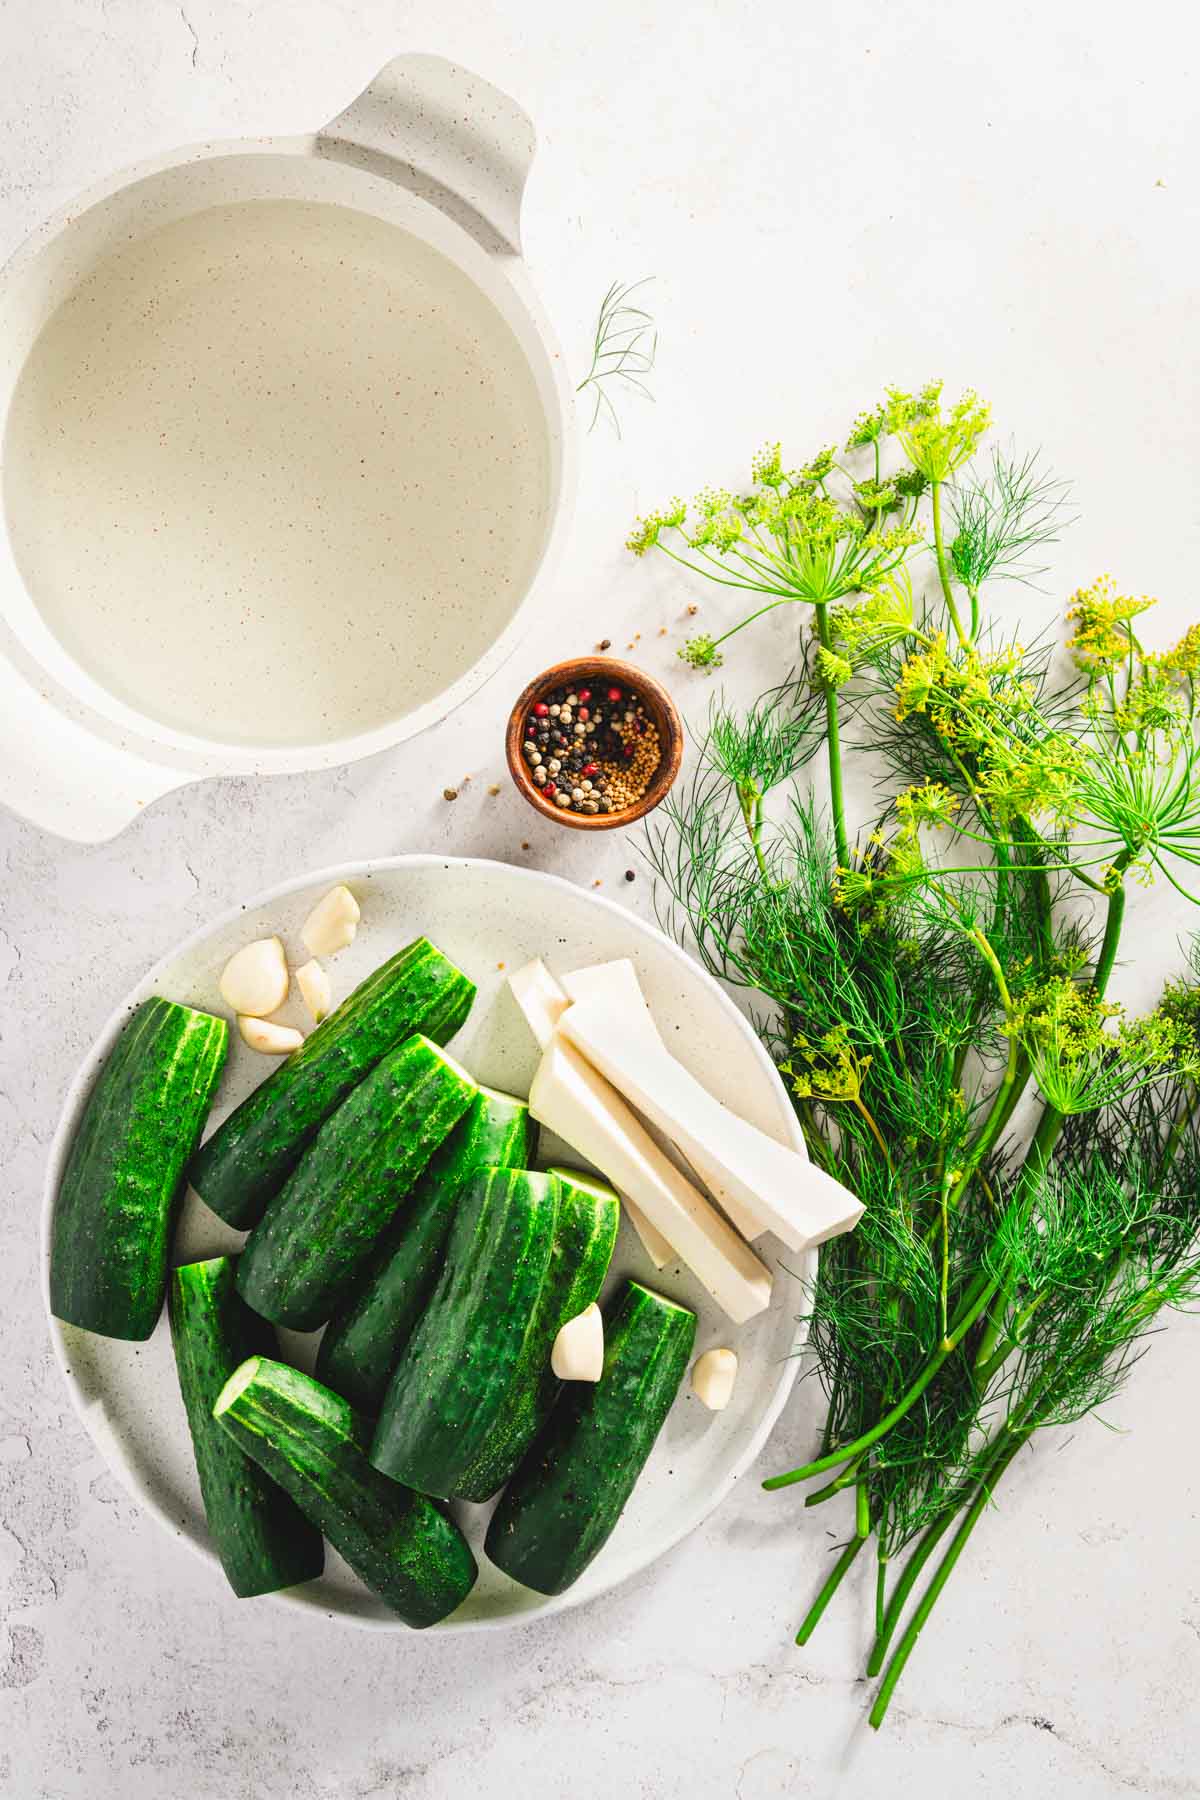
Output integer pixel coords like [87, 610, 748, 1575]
[550, 1302, 604, 1382]
[295, 959, 332, 1023]
[238, 1015, 304, 1055]
[301, 885, 361, 958]
[691, 1346, 738, 1411]
[219, 937, 289, 1018]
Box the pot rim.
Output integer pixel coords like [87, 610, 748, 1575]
[0, 133, 578, 777]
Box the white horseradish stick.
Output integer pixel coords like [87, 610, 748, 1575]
[528, 1032, 773, 1323]
[559, 998, 863, 1252]
[509, 961, 674, 1269]
[562, 959, 768, 1242]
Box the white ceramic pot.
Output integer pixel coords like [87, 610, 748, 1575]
[0, 56, 576, 842]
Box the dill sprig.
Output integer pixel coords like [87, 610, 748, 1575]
[637, 384, 1200, 1728]
[576, 278, 657, 436]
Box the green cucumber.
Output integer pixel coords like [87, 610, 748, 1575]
[485, 1279, 697, 1595]
[51, 998, 228, 1340]
[169, 1258, 323, 1597]
[454, 1165, 620, 1502]
[316, 1087, 532, 1413]
[369, 1168, 560, 1497]
[190, 938, 474, 1231]
[236, 1037, 476, 1330]
[213, 1357, 476, 1626]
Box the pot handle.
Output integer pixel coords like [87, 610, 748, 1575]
[0, 659, 187, 844]
[316, 53, 535, 257]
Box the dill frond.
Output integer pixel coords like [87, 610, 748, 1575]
[576, 278, 657, 437]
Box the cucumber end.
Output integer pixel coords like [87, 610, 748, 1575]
[212, 1356, 263, 1419]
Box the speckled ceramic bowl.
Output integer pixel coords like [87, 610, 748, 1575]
[0, 56, 576, 842]
[42, 856, 813, 1631]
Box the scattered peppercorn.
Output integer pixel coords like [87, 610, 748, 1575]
[598, 638, 611, 650]
[625, 869, 636, 882]
[443, 787, 458, 802]
[488, 784, 501, 796]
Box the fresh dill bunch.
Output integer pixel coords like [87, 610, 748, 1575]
[639, 387, 1200, 1727]
[576, 278, 657, 436]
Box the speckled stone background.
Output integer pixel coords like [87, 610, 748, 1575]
[3, 2, 1199, 1796]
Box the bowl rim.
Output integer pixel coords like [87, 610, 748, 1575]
[40, 853, 812, 1633]
[0, 141, 579, 777]
[505, 657, 683, 830]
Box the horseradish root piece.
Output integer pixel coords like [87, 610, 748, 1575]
[528, 1034, 772, 1324]
[508, 960, 571, 1049]
[559, 999, 863, 1252]
[560, 959, 767, 1242]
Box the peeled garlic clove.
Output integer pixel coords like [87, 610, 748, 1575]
[295, 959, 332, 1023]
[238, 1015, 304, 1055]
[691, 1347, 738, 1411]
[551, 1302, 604, 1382]
[220, 937, 289, 1017]
[301, 885, 360, 958]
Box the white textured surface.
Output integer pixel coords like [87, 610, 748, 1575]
[2, 2, 1199, 1796]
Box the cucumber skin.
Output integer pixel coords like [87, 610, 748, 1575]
[236, 1038, 476, 1330]
[485, 1280, 697, 1596]
[369, 1169, 560, 1498]
[51, 999, 228, 1341]
[169, 1258, 324, 1598]
[213, 1357, 476, 1627]
[454, 1169, 620, 1502]
[316, 1091, 532, 1413]
[190, 938, 475, 1231]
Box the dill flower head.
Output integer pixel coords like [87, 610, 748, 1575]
[1010, 977, 1197, 1115]
[627, 499, 687, 556]
[1066, 574, 1156, 671]
[816, 647, 853, 690]
[750, 442, 786, 488]
[678, 633, 723, 671]
[895, 386, 991, 483]
[1166, 623, 1200, 678]
[896, 781, 961, 832]
[784, 1023, 871, 1104]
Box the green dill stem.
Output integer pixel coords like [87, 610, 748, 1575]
[972, 1101, 1065, 1374]
[973, 870, 1129, 1375]
[794, 1533, 866, 1646]
[804, 1453, 864, 1507]
[813, 601, 850, 867]
[851, 1097, 896, 1175]
[875, 1545, 889, 1643]
[738, 782, 769, 881]
[931, 482, 971, 650]
[763, 1269, 998, 1488]
[869, 1426, 1030, 1729]
[1093, 865, 1129, 996]
[866, 1507, 956, 1677]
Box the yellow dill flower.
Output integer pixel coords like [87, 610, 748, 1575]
[1066, 574, 1156, 671]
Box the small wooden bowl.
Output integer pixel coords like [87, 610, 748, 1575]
[505, 658, 683, 831]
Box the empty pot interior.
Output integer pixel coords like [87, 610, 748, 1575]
[0, 160, 555, 750]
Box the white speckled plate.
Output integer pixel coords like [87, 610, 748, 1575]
[42, 856, 812, 1630]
